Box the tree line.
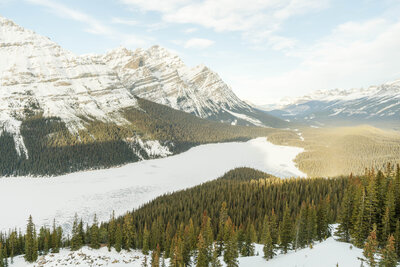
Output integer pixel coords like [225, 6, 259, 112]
[336, 163, 400, 266]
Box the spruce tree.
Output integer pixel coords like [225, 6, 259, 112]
[115, 224, 122, 252]
[51, 219, 60, 253]
[151, 244, 160, 267]
[107, 211, 116, 251]
[90, 214, 100, 249]
[71, 214, 83, 251]
[280, 204, 292, 253]
[380, 235, 397, 267]
[210, 243, 222, 267]
[196, 233, 208, 267]
[143, 224, 150, 255]
[363, 225, 378, 267]
[262, 219, 275, 260]
[223, 229, 238, 267]
[25, 215, 38, 262]
[123, 214, 135, 251]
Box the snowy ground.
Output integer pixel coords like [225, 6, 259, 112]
[11, 234, 364, 267]
[0, 138, 305, 233]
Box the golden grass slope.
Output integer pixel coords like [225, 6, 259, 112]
[269, 125, 400, 177]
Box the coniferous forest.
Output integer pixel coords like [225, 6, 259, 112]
[1, 165, 399, 266]
[0, 98, 277, 177]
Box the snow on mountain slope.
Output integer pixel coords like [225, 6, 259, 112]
[269, 80, 400, 127]
[0, 15, 285, 159]
[11, 231, 363, 267]
[101, 46, 282, 127]
[0, 16, 138, 155]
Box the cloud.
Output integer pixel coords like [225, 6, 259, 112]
[184, 38, 214, 49]
[111, 17, 138, 26]
[229, 18, 400, 104]
[184, 27, 197, 33]
[26, 0, 148, 48]
[121, 0, 329, 49]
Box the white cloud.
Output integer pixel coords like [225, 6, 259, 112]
[26, 0, 148, 48]
[121, 0, 329, 50]
[184, 38, 214, 49]
[229, 18, 400, 104]
[184, 27, 197, 33]
[111, 17, 138, 26]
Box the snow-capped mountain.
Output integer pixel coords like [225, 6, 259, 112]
[0, 16, 284, 176]
[100, 45, 284, 127]
[0, 16, 284, 152]
[0, 16, 138, 156]
[269, 80, 400, 127]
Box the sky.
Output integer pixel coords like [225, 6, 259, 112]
[1, 0, 400, 105]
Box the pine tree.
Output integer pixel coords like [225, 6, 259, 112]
[123, 213, 135, 251]
[380, 235, 397, 267]
[270, 209, 278, 244]
[196, 233, 208, 267]
[217, 203, 228, 255]
[25, 215, 38, 262]
[90, 214, 100, 249]
[143, 224, 150, 255]
[242, 222, 255, 256]
[280, 204, 292, 253]
[336, 182, 354, 242]
[51, 219, 60, 253]
[107, 211, 116, 251]
[223, 228, 238, 267]
[151, 244, 160, 267]
[262, 219, 275, 260]
[363, 225, 378, 267]
[210, 243, 222, 267]
[115, 224, 122, 252]
[71, 214, 83, 251]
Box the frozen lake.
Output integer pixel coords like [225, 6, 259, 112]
[0, 138, 305, 232]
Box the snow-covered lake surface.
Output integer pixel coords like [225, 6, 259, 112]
[0, 138, 305, 232]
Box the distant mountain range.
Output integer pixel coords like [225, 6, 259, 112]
[268, 80, 400, 128]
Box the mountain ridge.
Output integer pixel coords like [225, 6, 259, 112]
[269, 79, 400, 127]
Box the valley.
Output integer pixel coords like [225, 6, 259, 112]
[0, 137, 304, 233]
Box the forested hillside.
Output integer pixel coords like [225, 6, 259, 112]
[268, 125, 400, 177]
[0, 98, 279, 177]
[0, 168, 346, 266]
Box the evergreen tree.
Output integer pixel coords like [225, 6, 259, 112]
[210, 243, 222, 267]
[151, 244, 160, 267]
[196, 233, 208, 267]
[336, 180, 354, 242]
[24, 215, 38, 262]
[115, 224, 122, 252]
[380, 235, 397, 267]
[51, 219, 60, 253]
[107, 211, 116, 251]
[143, 224, 150, 255]
[217, 202, 228, 255]
[223, 231, 238, 267]
[123, 213, 135, 251]
[90, 214, 100, 249]
[363, 225, 378, 267]
[71, 214, 83, 251]
[262, 218, 275, 260]
[280, 204, 292, 253]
